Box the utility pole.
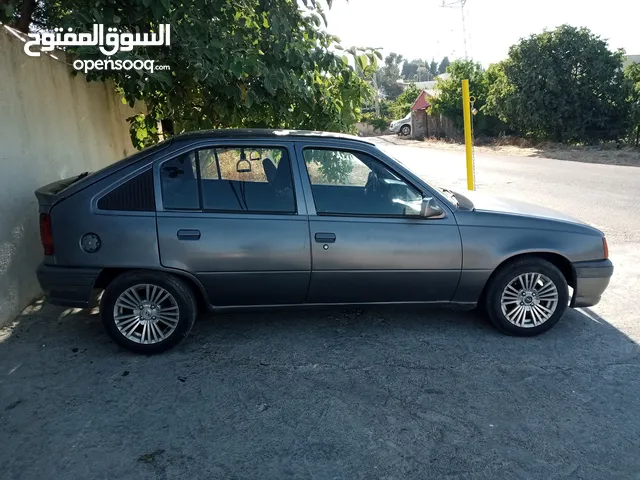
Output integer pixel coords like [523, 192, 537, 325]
[441, 0, 468, 59]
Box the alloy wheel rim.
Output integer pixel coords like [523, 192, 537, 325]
[113, 284, 180, 344]
[500, 273, 559, 328]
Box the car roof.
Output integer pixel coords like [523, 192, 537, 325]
[171, 128, 375, 145]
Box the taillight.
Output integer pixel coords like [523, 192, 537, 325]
[39, 213, 54, 256]
[603, 236, 609, 259]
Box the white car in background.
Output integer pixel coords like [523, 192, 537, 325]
[389, 113, 411, 136]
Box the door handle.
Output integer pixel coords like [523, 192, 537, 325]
[315, 232, 336, 243]
[177, 229, 201, 240]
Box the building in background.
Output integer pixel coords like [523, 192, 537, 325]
[624, 55, 640, 67]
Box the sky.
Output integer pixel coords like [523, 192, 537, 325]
[323, 0, 640, 67]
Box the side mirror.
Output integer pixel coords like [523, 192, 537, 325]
[421, 197, 444, 219]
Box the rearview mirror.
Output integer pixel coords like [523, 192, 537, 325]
[421, 197, 444, 219]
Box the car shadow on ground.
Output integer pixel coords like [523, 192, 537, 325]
[1, 301, 639, 479]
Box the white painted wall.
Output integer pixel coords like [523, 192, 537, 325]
[0, 27, 143, 326]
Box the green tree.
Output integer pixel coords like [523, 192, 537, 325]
[390, 84, 421, 119]
[402, 60, 419, 80]
[376, 52, 404, 100]
[416, 66, 430, 82]
[429, 59, 439, 77]
[485, 25, 630, 143]
[625, 63, 640, 146]
[431, 59, 505, 136]
[438, 56, 450, 74]
[14, 0, 379, 148]
[0, 0, 70, 32]
[402, 59, 429, 81]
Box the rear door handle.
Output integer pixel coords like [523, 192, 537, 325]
[177, 229, 201, 240]
[315, 232, 336, 243]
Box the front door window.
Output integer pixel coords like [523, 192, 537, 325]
[302, 148, 423, 216]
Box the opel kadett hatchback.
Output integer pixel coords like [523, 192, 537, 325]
[35, 130, 613, 354]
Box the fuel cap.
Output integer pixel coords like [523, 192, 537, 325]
[80, 233, 101, 253]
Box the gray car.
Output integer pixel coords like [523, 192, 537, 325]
[35, 130, 613, 354]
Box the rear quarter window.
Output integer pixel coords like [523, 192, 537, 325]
[97, 169, 156, 211]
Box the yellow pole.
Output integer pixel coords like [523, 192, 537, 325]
[462, 79, 475, 191]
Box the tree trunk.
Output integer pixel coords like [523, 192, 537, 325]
[554, 127, 563, 143]
[635, 125, 640, 148]
[15, 0, 36, 33]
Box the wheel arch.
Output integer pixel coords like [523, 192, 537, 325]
[94, 267, 211, 312]
[479, 251, 575, 304]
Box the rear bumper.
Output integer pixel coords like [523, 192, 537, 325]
[571, 259, 614, 308]
[36, 263, 101, 308]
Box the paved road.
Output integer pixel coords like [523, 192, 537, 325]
[1, 141, 640, 479]
[374, 137, 640, 247]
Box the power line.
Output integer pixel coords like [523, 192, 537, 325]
[440, 0, 469, 59]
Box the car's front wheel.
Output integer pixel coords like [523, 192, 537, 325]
[400, 124, 411, 136]
[483, 258, 569, 336]
[101, 271, 197, 354]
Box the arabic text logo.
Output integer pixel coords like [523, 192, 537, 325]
[23, 24, 171, 57]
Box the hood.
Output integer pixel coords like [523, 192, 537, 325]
[454, 190, 587, 225]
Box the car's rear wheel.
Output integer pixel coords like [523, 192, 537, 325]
[101, 271, 197, 354]
[401, 124, 411, 136]
[483, 258, 569, 336]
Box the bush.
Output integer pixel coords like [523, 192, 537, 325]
[485, 25, 630, 143]
[625, 63, 640, 146]
[430, 60, 507, 138]
[361, 112, 390, 132]
[390, 84, 421, 119]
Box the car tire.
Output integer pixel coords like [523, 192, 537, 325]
[483, 258, 569, 336]
[401, 124, 411, 136]
[101, 270, 198, 354]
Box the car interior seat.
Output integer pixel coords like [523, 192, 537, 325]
[272, 155, 292, 192]
[263, 158, 277, 184]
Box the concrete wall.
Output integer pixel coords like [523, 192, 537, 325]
[0, 27, 143, 326]
[355, 122, 389, 137]
[426, 114, 460, 140]
[410, 111, 460, 141]
[411, 110, 427, 140]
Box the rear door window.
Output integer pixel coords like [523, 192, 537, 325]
[161, 146, 295, 213]
[160, 151, 199, 210]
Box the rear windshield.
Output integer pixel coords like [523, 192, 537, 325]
[57, 138, 173, 194]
